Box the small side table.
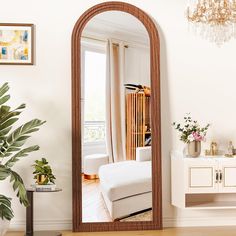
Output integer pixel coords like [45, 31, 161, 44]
[26, 188, 62, 236]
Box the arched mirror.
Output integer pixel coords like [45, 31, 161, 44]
[72, 2, 162, 231]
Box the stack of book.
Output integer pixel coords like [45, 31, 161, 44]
[31, 184, 56, 191]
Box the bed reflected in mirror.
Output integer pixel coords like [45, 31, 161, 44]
[80, 11, 152, 223]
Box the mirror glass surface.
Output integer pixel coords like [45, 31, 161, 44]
[81, 11, 151, 223]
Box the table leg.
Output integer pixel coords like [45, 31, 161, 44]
[26, 191, 33, 236]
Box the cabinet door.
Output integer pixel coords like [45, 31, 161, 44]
[185, 159, 218, 193]
[219, 159, 236, 193]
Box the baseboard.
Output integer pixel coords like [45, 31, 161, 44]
[9, 219, 72, 231]
[9, 217, 236, 231]
[163, 216, 236, 227]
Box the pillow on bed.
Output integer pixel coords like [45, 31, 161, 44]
[136, 146, 151, 162]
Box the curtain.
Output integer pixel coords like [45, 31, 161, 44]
[105, 40, 126, 163]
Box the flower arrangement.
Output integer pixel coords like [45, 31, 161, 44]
[172, 114, 210, 143]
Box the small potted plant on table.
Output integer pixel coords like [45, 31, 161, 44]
[172, 114, 210, 157]
[32, 158, 56, 188]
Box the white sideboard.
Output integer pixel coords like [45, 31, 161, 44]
[171, 151, 236, 209]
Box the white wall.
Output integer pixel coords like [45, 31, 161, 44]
[125, 46, 150, 87]
[1, 0, 236, 230]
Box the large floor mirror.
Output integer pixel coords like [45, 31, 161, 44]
[72, 2, 162, 232]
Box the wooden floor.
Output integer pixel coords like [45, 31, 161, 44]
[82, 176, 112, 222]
[7, 227, 236, 236]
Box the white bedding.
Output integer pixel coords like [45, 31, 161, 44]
[98, 160, 152, 202]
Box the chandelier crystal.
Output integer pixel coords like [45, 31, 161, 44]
[186, 0, 236, 46]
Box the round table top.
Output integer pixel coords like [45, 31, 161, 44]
[26, 188, 62, 192]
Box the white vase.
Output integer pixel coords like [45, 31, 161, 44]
[0, 219, 10, 236]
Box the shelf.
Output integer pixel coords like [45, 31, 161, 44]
[186, 201, 236, 209]
[185, 193, 236, 209]
[126, 93, 151, 160]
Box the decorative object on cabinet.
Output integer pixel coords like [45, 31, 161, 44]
[172, 114, 210, 157]
[0, 23, 34, 65]
[227, 141, 234, 157]
[126, 93, 151, 160]
[205, 141, 219, 156]
[0, 83, 45, 236]
[171, 151, 236, 209]
[32, 158, 56, 185]
[186, 0, 236, 46]
[188, 140, 201, 158]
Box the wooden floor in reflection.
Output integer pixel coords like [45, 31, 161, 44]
[82, 175, 112, 222]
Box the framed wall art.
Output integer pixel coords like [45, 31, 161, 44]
[0, 23, 34, 65]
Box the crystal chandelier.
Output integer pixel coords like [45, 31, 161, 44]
[186, 0, 236, 46]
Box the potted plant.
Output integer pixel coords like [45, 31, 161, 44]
[0, 83, 45, 235]
[172, 114, 210, 157]
[32, 158, 56, 185]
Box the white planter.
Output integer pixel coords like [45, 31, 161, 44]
[0, 219, 10, 236]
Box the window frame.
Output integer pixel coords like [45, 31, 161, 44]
[81, 40, 107, 146]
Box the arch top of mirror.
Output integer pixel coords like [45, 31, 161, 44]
[80, 10, 152, 223]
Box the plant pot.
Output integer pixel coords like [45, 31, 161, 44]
[188, 141, 201, 157]
[36, 174, 48, 185]
[0, 219, 10, 236]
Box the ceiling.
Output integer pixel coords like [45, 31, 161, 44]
[82, 11, 149, 45]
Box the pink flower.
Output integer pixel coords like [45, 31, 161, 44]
[192, 131, 204, 141]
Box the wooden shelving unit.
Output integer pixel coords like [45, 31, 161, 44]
[126, 93, 151, 160]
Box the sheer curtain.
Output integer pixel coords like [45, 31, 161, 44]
[105, 40, 126, 163]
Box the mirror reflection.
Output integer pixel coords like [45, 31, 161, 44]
[81, 11, 152, 222]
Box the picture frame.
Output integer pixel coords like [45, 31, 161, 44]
[0, 23, 34, 65]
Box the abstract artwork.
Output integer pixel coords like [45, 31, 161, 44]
[0, 24, 34, 65]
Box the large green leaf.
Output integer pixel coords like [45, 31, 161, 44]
[0, 165, 11, 180]
[0, 118, 19, 130]
[0, 104, 26, 123]
[0, 95, 10, 106]
[0, 112, 20, 125]
[0, 194, 14, 221]
[0, 119, 45, 157]
[5, 145, 40, 168]
[0, 83, 9, 98]
[0, 127, 12, 138]
[7, 119, 45, 143]
[0, 103, 26, 137]
[0, 167, 29, 207]
[0, 106, 11, 117]
[10, 170, 28, 206]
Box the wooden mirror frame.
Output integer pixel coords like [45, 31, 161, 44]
[72, 1, 162, 232]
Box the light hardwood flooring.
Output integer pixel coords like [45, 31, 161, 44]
[82, 175, 112, 222]
[7, 227, 236, 236]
